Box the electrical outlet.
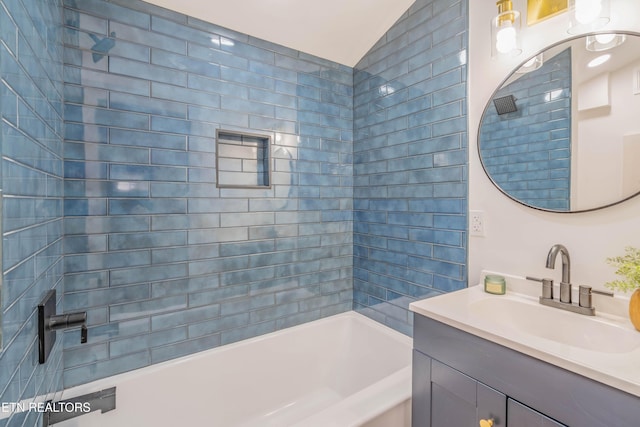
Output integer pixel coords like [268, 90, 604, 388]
[470, 210, 485, 236]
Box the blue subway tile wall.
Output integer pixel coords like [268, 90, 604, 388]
[0, 0, 65, 425]
[353, 0, 468, 335]
[62, 0, 353, 386]
[480, 48, 571, 211]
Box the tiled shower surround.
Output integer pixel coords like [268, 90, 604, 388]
[354, 0, 468, 334]
[0, 0, 468, 407]
[0, 0, 65, 425]
[61, 0, 354, 387]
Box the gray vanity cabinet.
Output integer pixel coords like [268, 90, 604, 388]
[412, 314, 640, 427]
[413, 350, 506, 426]
[412, 350, 564, 427]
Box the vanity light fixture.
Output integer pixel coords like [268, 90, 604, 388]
[587, 53, 611, 68]
[567, 0, 610, 34]
[516, 54, 544, 73]
[492, 0, 522, 57]
[586, 33, 626, 51]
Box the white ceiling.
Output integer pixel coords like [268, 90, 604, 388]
[142, 0, 415, 67]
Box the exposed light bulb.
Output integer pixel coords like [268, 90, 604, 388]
[496, 24, 517, 54]
[594, 33, 616, 44]
[516, 54, 543, 74]
[575, 0, 602, 25]
[491, 1, 521, 58]
[586, 33, 626, 51]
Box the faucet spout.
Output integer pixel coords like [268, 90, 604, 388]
[546, 244, 571, 303]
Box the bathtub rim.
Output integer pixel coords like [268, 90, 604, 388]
[58, 310, 412, 401]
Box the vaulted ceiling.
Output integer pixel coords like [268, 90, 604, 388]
[142, 0, 415, 66]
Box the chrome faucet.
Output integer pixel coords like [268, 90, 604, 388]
[546, 244, 571, 303]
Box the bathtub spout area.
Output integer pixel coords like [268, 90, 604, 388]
[44, 388, 116, 426]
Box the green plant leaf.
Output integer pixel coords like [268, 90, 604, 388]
[605, 247, 640, 293]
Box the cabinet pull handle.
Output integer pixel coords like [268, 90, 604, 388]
[479, 419, 494, 427]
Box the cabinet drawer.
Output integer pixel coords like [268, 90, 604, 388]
[508, 399, 566, 427]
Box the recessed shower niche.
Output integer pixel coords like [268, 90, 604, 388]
[216, 129, 271, 189]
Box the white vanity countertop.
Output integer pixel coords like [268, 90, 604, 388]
[409, 272, 640, 398]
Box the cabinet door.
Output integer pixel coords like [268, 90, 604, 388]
[412, 350, 506, 427]
[508, 399, 567, 427]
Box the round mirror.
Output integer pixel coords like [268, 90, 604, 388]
[478, 31, 640, 213]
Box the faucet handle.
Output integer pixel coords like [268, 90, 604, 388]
[592, 289, 614, 297]
[579, 285, 592, 308]
[579, 285, 614, 309]
[526, 276, 554, 299]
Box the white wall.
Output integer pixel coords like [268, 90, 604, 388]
[469, 0, 640, 291]
[575, 61, 640, 210]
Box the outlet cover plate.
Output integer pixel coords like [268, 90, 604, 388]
[470, 210, 485, 237]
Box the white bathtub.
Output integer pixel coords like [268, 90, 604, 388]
[56, 312, 412, 427]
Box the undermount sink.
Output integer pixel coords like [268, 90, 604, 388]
[468, 296, 640, 354]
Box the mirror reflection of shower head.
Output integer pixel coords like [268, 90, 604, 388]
[493, 94, 517, 115]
